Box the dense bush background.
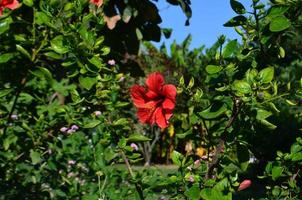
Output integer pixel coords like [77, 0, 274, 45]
[0, 0, 301, 199]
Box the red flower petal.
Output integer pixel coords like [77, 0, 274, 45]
[146, 72, 164, 93]
[154, 107, 168, 128]
[162, 84, 177, 100]
[2, 0, 19, 10]
[162, 98, 175, 110]
[137, 108, 153, 124]
[145, 90, 159, 99]
[164, 110, 173, 121]
[130, 85, 146, 108]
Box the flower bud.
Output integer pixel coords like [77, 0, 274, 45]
[238, 179, 252, 191]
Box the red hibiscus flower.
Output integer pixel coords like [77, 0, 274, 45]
[0, 0, 19, 16]
[90, 0, 103, 7]
[130, 72, 177, 129]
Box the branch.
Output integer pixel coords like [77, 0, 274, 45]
[120, 150, 145, 200]
[205, 98, 242, 179]
[2, 77, 27, 137]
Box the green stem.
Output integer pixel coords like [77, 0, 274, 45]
[120, 150, 145, 200]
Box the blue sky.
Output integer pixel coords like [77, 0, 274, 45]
[154, 0, 258, 49]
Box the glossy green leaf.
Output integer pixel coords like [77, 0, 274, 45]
[0, 88, 13, 98]
[16, 45, 31, 60]
[83, 120, 101, 128]
[272, 166, 283, 180]
[230, 0, 246, 14]
[0, 53, 14, 63]
[258, 67, 274, 84]
[0, 17, 13, 35]
[232, 80, 251, 95]
[79, 76, 97, 90]
[50, 35, 69, 54]
[127, 133, 151, 142]
[23, 0, 33, 7]
[185, 185, 200, 200]
[224, 15, 247, 27]
[199, 102, 227, 119]
[30, 150, 42, 165]
[269, 16, 291, 32]
[171, 150, 183, 166]
[206, 65, 223, 74]
[291, 152, 302, 161]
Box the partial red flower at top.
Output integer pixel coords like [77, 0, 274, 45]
[130, 72, 177, 129]
[90, 0, 103, 7]
[0, 0, 19, 16]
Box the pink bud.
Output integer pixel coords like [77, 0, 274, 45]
[189, 175, 194, 183]
[68, 160, 76, 165]
[238, 179, 252, 191]
[67, 129, 75, 134]
[10, 114, 18, 120]
[71, 125, 79, 131]
[194, 159, 201, 168]
[108, 59, 116, 65]
[60, 127, 68, 133]
[94, 111, 102, 117]
[130, 143, 138, 151]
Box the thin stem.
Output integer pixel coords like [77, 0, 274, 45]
[120, 150, 145, 200]
[205, 98, 242, 179]
[2, 77, 27, 137]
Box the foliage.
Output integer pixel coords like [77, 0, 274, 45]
[0, 0, 301, 199]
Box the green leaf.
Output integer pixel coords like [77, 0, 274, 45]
[230, 0, 246, 14]
[223, 39, 238, 58]
[83, 120, 101, 128]
[267, 6, 289, 19]
[224, 15, 247, 27]
[30, 150, 42, 165]
[0, 17, 13, 35]
[258, 67, 274, 84]
[88, 56, 102, 69]
[171, 150, 183, 167]
[269, 16, 291, 32]
[237, 144, 250, 171]
[291, 152, 302, 161]
[199, 102, 227, 120]
[31, 67, 53, 82]
[82, 194, 99, 200]
[259, 119, 277, 129]
[0, 88, 13, 98]
[44, 52, 62, 59]
[3, 135, 18, 151]
[16, 45, 31, 60]
[232, 80, 251, 95]
[0, 53, 14, 63]
[127, 133, 151, 142]
[79, 76, 97, 90]
[162, 28, 172, 39]
[272, 166, 283, 180]
[206, 65, 223, 74]
[290, 143, 302, 154]
[185, 185, 200, 200]
[256, 109, 272, 120]
[35, 12, 51, 25]
[136, 28, 143, 40]
[50, 35, 69, 54]
[122, 6, 132, 23]
[23, 0, 33, 7]
[245, 69, 258, 84]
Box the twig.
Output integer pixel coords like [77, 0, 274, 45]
[2, 77, 27, 137]
[205, 98, 242, 179]
[120, 150, 145, 200]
